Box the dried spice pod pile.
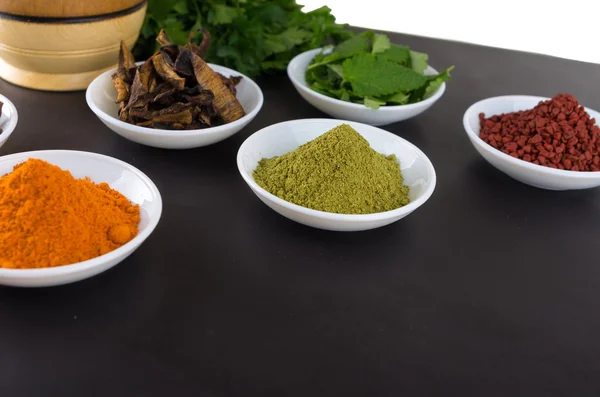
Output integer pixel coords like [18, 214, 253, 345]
[112, 29, 245, 130]
[479, 94, 600, 171]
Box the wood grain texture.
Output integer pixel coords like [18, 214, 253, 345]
[0, 0, 144, 18]
[0, 4, 146, 90]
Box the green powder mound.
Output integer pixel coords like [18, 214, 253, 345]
[253, 124, 410, 214]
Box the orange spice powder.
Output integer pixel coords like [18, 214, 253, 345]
[0, 159, 140, 269]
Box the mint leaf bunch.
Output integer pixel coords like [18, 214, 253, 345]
[305, 32, 454, 109]
[134, 0, 354, 78]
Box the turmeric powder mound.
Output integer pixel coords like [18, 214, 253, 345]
[0, 159, 141, 269]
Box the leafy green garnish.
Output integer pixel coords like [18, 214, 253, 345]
[134, 0, 354, 78]
[342, 54, 427, 97]
[409, 50, 429, 74]
[305, 31, 454, 109]
[333, 34, 370, 56]
[385, 92, 410, 105]
[364, 97, 387, 109]
[424, 66, 454, 98]
[378, 44, 410, 65]
[371, 34, 390, 54]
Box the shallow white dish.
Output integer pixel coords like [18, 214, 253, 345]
[86, 62, 263, 149]
[237, 119, 436, 231]
[287, 48, 445, 126]
[0, 150, 162, 287]
[0, 94, 18, 150]
[463, 95, 600, 190]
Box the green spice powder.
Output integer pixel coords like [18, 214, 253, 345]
[253, 124, 410, 214]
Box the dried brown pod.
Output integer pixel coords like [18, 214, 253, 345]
[129, 106, 152, 120]
[198, 112, 212, 127]
[148, 76, 159, 93]
[112, 70, 130, 103]
[173, 49, 195, 77]
[118, 101, 129, 122]
[185, 28, 211, 59]
[152, 87, 179, 106]
[111, 41, 137, 103]
[118, 41, 137, 81]
[152, 53, 185, 90]
[189, 52, 245, 123]
[218, 73, 242, 96]
[126, 70, 150, 110]
[160, 44, 180, 66]
[138, 58, 155, 91]
[111, 29, 246, 131]
[136, 120, 155, 128]
[156, 29, 172, 47]
[151, 103, 194, 125]
[183, 90, 214, 107]
[185, 121, 207, 130]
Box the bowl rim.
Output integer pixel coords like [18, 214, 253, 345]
[287, 47, 446, 112]
[463, 95, 600, 179]
[0, 94, 18, 146]
[0, 149, 163, 277]
[237, 118, 437, 221]
[86, 62, 264, 138]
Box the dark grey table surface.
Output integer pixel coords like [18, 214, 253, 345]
[1, 32, 600, 397]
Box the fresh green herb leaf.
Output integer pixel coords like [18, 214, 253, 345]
[424, 65, 454, 98]
[327, 64, 344, 79]
[364, 97, 386, 109]
[384, 91, 410, 105]
[342, 53, 427, 97]
[333, 34, 370, 55]
[211, 5, 241, 25]
[378, 44, 410, 65]
[173, 0, 188, 15]
[216, 45, 241, 59]
[303, 30, 453, 108]
[371, 34, 391, 54]
[134, 0, 353, 78]
[307, 52, 353, 70]
[163, 19, 189, 45]
[410, 50, 429, 74]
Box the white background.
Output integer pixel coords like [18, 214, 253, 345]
[301, 0, 600, 65]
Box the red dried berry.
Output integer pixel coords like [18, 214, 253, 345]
[478, 93, 600, 172]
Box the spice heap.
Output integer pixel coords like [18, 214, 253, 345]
[0, 159, 140, 269]
[253, 124, 410, 214]
[479, 93, 600, 171]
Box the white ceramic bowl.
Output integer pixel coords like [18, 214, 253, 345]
[287, 48, 446, 126]
[237, 119, 436, 231]
[464, 95, 600, 190]
[0, 94, 18, 150]
[0, 150, 162, 287]
[86, 62, 263, 149]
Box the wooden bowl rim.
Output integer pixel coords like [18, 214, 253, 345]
[0, 0, 146, 23]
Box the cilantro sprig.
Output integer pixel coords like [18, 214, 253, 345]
[305, 32, 454, 109]
[134, 0, 353, 78]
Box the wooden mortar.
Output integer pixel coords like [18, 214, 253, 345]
[0, 0, 147, 91]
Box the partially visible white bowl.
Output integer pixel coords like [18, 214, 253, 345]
[0, 150, 162, 287]
[0, 94, 18, 150]
[287, 48, 446, 126]
[464, 95, 600, 190]
[86, 62, 263, 149]
[237, 119, 436, 231]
